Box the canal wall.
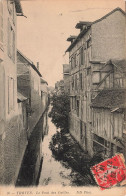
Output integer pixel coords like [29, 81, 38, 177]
[0, 95, 49, 185]
[16, 108, 49, 186]
[0, 112, 28, 185]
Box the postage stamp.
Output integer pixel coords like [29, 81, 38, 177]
[91, 154, 126, 190]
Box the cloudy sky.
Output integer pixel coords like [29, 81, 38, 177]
[17, 0, 125, 86]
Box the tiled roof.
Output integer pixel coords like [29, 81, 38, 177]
[40, 78, 48, 85]
[17, 50, 42, 77]
[91, 89, 126, 109]
[111, 59, 126, 73]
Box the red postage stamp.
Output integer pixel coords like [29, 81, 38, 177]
[91, 154, 126, 190]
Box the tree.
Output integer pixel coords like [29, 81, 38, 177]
[48, 94, 70, 131]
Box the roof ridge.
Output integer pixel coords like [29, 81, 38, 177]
[92, 7, 125, 25]
[66, 7, 125, 52]
[17, 49, 42, 77]
[17, 49, 34, 65]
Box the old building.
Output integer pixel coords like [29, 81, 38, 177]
[91, 59, 126, 158]
[17, 50, 45, 137]
[66, 8, 126, 156]
[91, 89, 126, 158]
[63, 64, 70, 94]
[0, 0, 29, 184]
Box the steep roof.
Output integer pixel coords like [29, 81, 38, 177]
[91, 89, 126, 109]
[17, 50, 42, 77]
[66, 25, 91, 52]
[111, 59, 126, 74]
[14, 0, 23, 14]
[40, 78, 48, 85]
[66, 7, 125, 52]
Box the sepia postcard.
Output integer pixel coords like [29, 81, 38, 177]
[0, 0, 126, 195]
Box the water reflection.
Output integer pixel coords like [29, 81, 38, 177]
[16, 107, 86, 187]
[39, 117, 73, 186]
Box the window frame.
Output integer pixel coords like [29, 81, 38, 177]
[79, 73, 83, 90]
[7, 0, 16, 25]
[8, 19, 15, 62]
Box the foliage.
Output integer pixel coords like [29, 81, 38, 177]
[48, 93, 70, 130]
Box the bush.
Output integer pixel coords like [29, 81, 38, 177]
[48, 94, 70, 130]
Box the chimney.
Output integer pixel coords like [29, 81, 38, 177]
[37, 62, 39, 70]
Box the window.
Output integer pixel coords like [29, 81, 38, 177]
[79, 73, 83, 90]
[8, 76, 14, 113]
[71, 75, 74, 90]
[87, 38, 91, 48]
[92, 71, 100, 84]
[7, 0, 15, 25]
[76, 100, 79, 117]
[87, 67, 91, 75]
[71, 53, 78, 68]
[80, 47, 84, 65]
[8, 20, 15, 62]
[74, 96, 77, 110]
[71, 56, 74, 69]
[41, 91, 43, 99]
[80, 121, 83, 139]
[0, 0, 3, 50]
[74, 53, 77, 67]
[75, 75, 77, 90]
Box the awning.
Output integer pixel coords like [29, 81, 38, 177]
[17, 92, 28, 102]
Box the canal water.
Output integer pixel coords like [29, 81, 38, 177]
[16, 107, 85, 187]
[39, 117, 73, 186]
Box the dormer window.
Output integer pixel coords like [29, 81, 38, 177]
[75, 21, 92, 32]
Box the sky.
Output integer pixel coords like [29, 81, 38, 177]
[17, 0, 125, 87]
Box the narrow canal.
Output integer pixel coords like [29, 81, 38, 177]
[39, 117, 73, 186]
[16, 107, 89, 186]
